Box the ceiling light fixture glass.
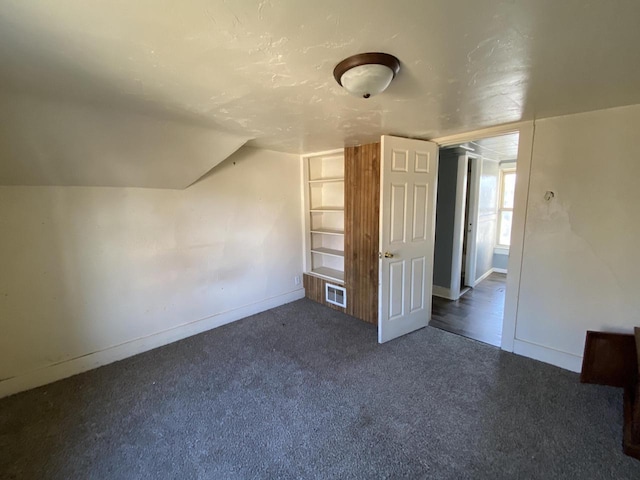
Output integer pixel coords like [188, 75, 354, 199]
[333, 52, 400, 99]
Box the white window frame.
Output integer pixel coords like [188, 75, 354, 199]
[496, 168, 516, 248]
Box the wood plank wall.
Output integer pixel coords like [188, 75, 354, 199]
[303, 274, 346, 313]
[344, 143, 380, 325]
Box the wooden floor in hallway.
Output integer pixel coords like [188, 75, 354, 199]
[430, 272, 506, 347]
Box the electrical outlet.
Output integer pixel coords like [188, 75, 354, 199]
[294, 275, 301, 285]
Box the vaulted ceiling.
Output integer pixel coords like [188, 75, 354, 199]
[2, 0, 640, 187]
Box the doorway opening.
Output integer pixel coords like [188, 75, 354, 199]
[430, 133, 520, 347]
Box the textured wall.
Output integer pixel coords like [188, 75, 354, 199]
[0, 147, 303, 386]
[492, 252, 508, 270]
[433, 151, 459, 289]
[516, 105, 640, 360]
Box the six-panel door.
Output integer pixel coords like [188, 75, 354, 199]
[379, 135, 439, 343]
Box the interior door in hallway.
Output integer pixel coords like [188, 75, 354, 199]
[378, 135, 439, 343]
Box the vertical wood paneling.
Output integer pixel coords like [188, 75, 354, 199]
[303, 274, 346, 313]
[345, 143, 380, 325]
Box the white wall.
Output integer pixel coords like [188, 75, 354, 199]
[492, 250, 508, 271]
[0, 146, 304, 396]
[513, 104, 640, 370]
[433, 150, 460, 291]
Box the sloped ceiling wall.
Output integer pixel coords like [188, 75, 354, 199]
[0, 93, 249, 189]
[0, 1, 251, 189]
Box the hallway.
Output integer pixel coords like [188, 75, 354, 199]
[430, 272, 506, 347]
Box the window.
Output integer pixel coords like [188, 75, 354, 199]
[497, 169, 516, 246]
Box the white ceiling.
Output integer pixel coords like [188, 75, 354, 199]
[1, 0, 640, 184]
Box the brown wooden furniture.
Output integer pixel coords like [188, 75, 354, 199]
[581, 329, 640, 460]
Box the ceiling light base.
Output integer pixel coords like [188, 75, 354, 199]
[333, 53, 400, 99]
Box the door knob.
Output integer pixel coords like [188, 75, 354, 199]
[384, 252, 394, 258]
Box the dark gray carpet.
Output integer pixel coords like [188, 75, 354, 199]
[1, 299, 638, 479]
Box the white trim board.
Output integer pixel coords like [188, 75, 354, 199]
[501, 122, 534, 353]
[301, 148, 344, 158]
[513, 339, 583, 372]
[473, 268, 494, 287]
[432, 285, 455, 300]
[432, 122, 530, 147]
[431, 121, 535, 355]
[448, 153, 468, 300]
[433, 269, 506, 300]
[0, 289, 305, 399]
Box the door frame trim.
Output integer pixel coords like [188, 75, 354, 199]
[431, 121, 535, 353]
[448, 152, 468, 299]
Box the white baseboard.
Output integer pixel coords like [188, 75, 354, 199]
[492, 267, 508, 274]
[0, 289, 305, 399]
[432, 285, 455, 300]
[474, 268, 494, 285]
[513, 339, 583, 372]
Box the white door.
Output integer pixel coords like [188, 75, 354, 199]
[378, 135, 439, 343]
[463, 155, 480, 287]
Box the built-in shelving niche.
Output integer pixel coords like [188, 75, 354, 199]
[302, 143, 380, 326]
[303, 150, 345, 284]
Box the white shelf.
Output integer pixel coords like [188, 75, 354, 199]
[310, 267, 345, 283]
[310, 228, 344, 236]
[310, 206, 344, 212]
[304, 150, 345, 286]
[308, 177, 344, 184]
[307, 151, 344, 181]
[311, 247, 344, 258]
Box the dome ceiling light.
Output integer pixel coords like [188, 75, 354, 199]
[333, 52, 401, 99]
